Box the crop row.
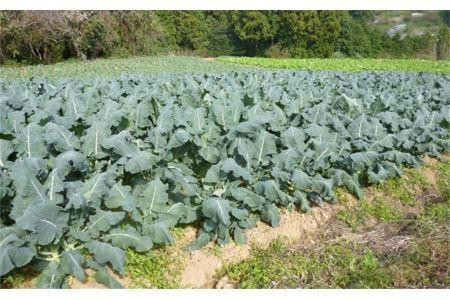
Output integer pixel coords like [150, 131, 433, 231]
[0, 70, 449, 287]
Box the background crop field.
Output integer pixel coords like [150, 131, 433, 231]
[0, 56, 250, 81]
[216, 57, 450, 74]
[2, 56, 450, 82]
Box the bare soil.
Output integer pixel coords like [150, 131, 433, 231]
[180, 203, 350, 288]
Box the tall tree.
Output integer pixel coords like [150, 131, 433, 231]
[277, 11, 342, 57]
[156, 11, 209, 52]
[231, 11, 275, 55]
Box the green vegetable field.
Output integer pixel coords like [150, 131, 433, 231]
[216, 57, 450, 74]
[0, 57, 250, 81]
[0, 56, 449, 288]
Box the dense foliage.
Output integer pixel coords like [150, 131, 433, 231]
[0, 70, 449, 287]
[1, 11, 448, 64]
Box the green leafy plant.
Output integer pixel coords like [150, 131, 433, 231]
[0, 70, 448, 288]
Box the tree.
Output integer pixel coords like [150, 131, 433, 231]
[0, 11, 88, 63]
[436, 26, 450, 60]
[438, 10, 449, 27]
[349, 11, 375, 21]
[277, 11, 342, 58]
[156, 11, 209, 53]
[337, 12, 377, 57]
[0, 10, 446, 64]
[205, 11, 243, 56]
[231, 11, 275, 56]
[313, 11, 342, 57]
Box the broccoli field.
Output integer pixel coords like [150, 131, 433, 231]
[0, 66, 449, 288]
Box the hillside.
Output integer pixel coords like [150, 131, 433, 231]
[369, 11, 447, 38]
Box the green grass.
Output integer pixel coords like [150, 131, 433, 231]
[125, 249, 181, 288]
[337, 196, 400, 230]
[221, 239, 394, 288]
[380, 177, 417, 206]
[334, 187, 351, 204]
[337, 162, 448, 230]
[0, 56, 250, 81]
[435, 160, 450, 200]
[216, 57, 450, 73]
[405, 167, 434, 190]
[220, 158, 450, 288]
[208, 244, 224, 257]
[421, 202, 450, 223]
[222, 201, 449, 288]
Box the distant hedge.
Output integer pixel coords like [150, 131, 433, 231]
[1, 11, 448, 65]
